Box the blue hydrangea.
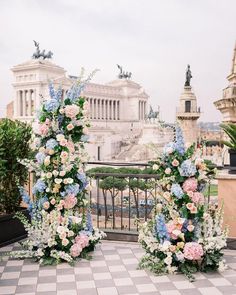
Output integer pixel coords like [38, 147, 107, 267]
[44, 99, 60, 112]
[155, 214, 169, 243]
[77, 173, 88, 190]
[171, 183, 184, 199]
[35, 152, 46, 164]
[32, 179, 46, 195]
[65, 184, 80, 196]
[175, 126, 185, 155]
[179, 159, 197, 177]
[46, 138, 58, 150]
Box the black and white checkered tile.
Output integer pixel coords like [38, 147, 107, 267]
[1, 241, 236, 295]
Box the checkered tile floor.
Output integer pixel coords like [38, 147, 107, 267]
[1, 241, 236, 295]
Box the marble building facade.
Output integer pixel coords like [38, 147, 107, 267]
[10, 58, 162, 162]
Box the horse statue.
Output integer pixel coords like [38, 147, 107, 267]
[117, 64, 132, 79]
[32, 41, 53, 60]
[147, 106, 159, 120]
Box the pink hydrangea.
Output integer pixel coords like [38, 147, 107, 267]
[70, 243, 83, 257]
[64, 194, 77, 209]
[75, 234, 89, 248]
[64, 105, 80, 119]
[191, 192, 205, 205]
[183, 242, 203, 260]
[183, 178, 198, 192]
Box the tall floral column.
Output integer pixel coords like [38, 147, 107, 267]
[138, 126, 228, 280]
[14, 72, 105, 265]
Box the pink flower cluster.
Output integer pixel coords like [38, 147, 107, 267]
[38, 118, 51, 136]
[183, 178, 198, 192]
[187, 191, 205, 205]
[70, 234, 89, 258]
[64, 194, 77, 209]
[183, 242, 203, 260]
[64, 105, 80, 119]
[166, 220, 183, 239]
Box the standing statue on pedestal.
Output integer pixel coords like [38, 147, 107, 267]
[32, 40, 53, 59]
[185, 64, 192, 87]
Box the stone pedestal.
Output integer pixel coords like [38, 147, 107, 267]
[217, 171, 236, 238]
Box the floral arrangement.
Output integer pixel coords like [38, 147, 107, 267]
[138, 126, 228, 280]
[11, 70, 106, 265]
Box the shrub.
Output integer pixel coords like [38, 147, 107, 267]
[0, 119, 32, 214]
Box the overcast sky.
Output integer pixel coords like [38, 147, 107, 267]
[0, 0, 235, 122]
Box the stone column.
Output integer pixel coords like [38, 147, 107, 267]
[105, 100, 108, 120]
[117, 101, 120, 120]
[29, 90, 32, 116]
[94, 99, 96, 119]
[101, 100, 104, 119]
[98, 99, 100, 120]
[90, 98, 93, 119]
[113, 100, 116, 120]
[16, 90, 20, 117]
[22, 90, 26, 117]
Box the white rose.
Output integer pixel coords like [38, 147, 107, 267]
[55, 178, 62, 184]
[46, 172, 52, 179]
[67, 178, 73, 184]
[52, 170, 59, 177]
[56, 134, 65, 141]
[44, 156, 50, 166]
[152, 164, 159, 171]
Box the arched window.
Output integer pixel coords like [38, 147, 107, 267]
[185, 101, 191, 112]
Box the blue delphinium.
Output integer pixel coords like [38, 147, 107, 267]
[46, 138, 58, 150]
[155, 214, 170, 243]
[32, 179, 46, 195]
[35, 152, 46, 164]
[171, 183, 184, 199]
[179, 159, 197, 177]
[49, 82, 62, 101]
[77, 173, 88, 190]
[19, 187, 32, 210]
[175, 126, 185, 155]
[44, 99, 60, 112]
[37, 196, 48, 210]
[85, 210, 93, 232]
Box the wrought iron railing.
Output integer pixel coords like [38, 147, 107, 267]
[86, 162, 160, 234]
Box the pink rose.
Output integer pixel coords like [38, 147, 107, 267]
[183, 178, 198, 192]
[59, 139, 68, 147]
[75, 234, 89, 248]
[64, 194, 77, 209]
[50, 198, 56, 205]
[67, 123, 74, 131]
[172, 159, 179, 167]
[165, 168, 171, 175]
[64, 105, 80, 119]
[183, 242, 203, 260]
[43, 201, 50, 210]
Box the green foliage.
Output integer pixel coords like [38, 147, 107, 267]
[0, 119, 32, 214]
[220, 123, 236, 150]
[200, 251, 223, 272]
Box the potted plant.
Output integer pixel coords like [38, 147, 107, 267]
[0, 119, 32, 247]
[220, 123, 236, 172]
